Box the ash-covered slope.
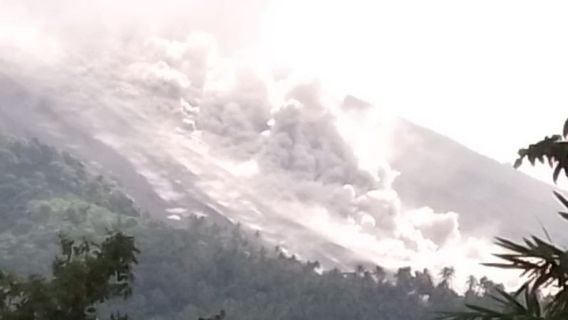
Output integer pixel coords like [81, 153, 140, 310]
[1, 31, 554, 287]
[389, 118, 562, 240]
[0, 73, 366, 270]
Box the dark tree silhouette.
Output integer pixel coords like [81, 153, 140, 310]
[438, 267, 455, 289]
[439, 118, 568, 320]
[199, 310, 226, 320]
[0, 232, 139, 320]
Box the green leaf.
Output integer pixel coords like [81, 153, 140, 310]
[559, 212, 568, 221]
[554, 165, 562, 183]
[514, 157, 523, 169]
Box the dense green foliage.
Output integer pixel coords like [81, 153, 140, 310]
[0, 134, 500, 320]
[440, 118, 568, 320]
[0, 136, 139, 276]
[0, 232, 138, 320]
[514, 118, 568, 183]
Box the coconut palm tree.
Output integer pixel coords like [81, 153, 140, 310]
[439, 267, 455, 289]
[465, 275, 478, 296]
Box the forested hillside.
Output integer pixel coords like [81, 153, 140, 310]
[0, 135, 500, 320]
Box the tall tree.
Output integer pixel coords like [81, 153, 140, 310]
[465, 275, 478, 296]
[439, 267, 455, 289]
[0, 232, 139, 320]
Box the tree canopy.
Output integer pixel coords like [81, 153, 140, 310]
[0, 232, 138, 320]
[0, 134, 502, 320]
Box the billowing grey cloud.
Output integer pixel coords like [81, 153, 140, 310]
[0, 1, 511, 292]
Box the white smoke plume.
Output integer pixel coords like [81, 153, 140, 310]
[0, 0, 515, 292]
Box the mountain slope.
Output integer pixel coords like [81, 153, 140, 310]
[1, 52, 563, 284]
[389, 118, 562, 240]
[0, 133, 478, 320]
[0, 74, 365, 269]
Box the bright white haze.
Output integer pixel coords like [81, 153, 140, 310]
[1, 0, 567, 291]
[260, 0, 567, 180]
[2, 0, 566, 163]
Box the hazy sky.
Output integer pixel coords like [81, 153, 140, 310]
[1, 0, 566, 183]
[259, 0, 567, 169]
[1, 0, 562, 285]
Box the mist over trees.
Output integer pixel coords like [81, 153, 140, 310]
[1, 117, 564, 320]
[0, 135, 504, 319]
